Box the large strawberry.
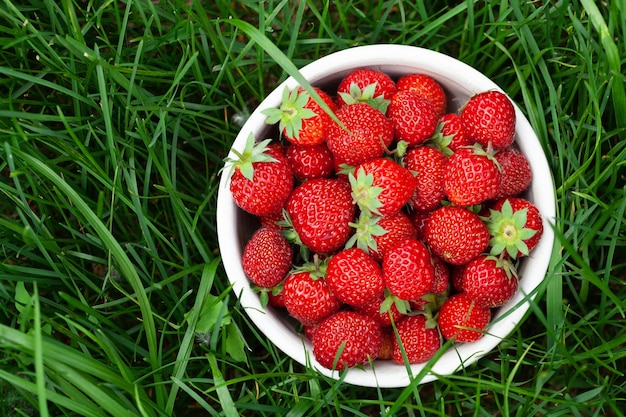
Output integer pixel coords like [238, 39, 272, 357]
[225, 135, 293, 216]
[335, 68, 396, 112]
[262, 86, 337, 146]
[462, 255, 519, 308]
[326, 103, 394, 167]
[424, 205, 490, 265]
[461, 90, 516, 149]
[383, 238, 435, 301]
[312, 311, 382, 370]
[350, 158, 417, 216]
[326, 248, 385, 307]
[493, 147, 532, 198]
[403, 145, 447, 212]
[387, 90, 439, 147]
[285, 142, 335, 181]
[242, 227, 293, 289]
[396, 73, 447, 116]
[444, 145, 501, 206]
[392, 314, 441, 364]
[438, 292, 491, 343]
[488, 197, 543, 258]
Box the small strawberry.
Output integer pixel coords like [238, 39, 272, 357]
[424, 206, 490, 265]
[258, 211, 286, 230]
[431, 255, 451, 294]
[262, 86, 337, 146]
[225, 135, 293, 216]
[488, 197, 543, 258]
[242, 227, 293, 289]
[462, 255, 519, 308]
[493, 147, 532, 198]
[286, 178, 356, 254]
[378, 327, 395, 360]
[403, 145, 447, 211]
[438, 292, 491, 343]
[461, 90, 516, 149]
[392, 314, 441, 364]
[444, 145, 501, 206]
[396, 73, 447, 116]
[355, 294, 405, 327]
[312, 311, 382, 370]
[383, 239, 435, 301]
[430, 113, 473, 155]
[285, 142, 335, 181]
[387, 90, 439, 147]
[326, 248, 385, 307]
[349, 158, 417, 216]
[408, 209, 432, 240]
[336, 68, 396, 112]
[326, 103, 395, 167]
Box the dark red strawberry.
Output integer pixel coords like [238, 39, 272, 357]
[285, 142, 334, 181]
[488, 197, 543, 258]
[392, 314, 441, 364]
[396, 73, 447, 116]
[461, 90, 516, 149]
[242, 227, 293, 288]
[493, 147, 532, 198]
[326, 248, 385, 307]
[403, 145, 447, 211]
[388, 90, 439, 147]
[444, 145, 501, 206]
[282, 267, 342, 326]
[336, 68, 396, 112]
[463, 255, 519, 308]
[383, 239, 435, 301]
[312, 311, 382, 370]
[438, 293, 491, 343]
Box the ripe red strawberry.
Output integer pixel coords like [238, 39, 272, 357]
[383, 239, 435, 301]
[282, 268, 342, 326]
[312, 311, 382, 370]
[444, 145, 502, 206]
[438, 293, 491, 343]
[431, 255, 451, 294]
[396, 73, 447, 116]
[403, 145, 447, 211]
[392, 314, 441, 364]
[424, 206, 490, 265]
[226, 136, 293, 216]
[430, 113, 473, 155]
[257, 210, 285, 230]
[326, 248, 385, 307]
[488, 197, 543, 258]
[493, 147, 532, 198]
[408, 209, 432, 240]
[285, 142, 334, 181]
[262, 86, 337, 146]
[461, 90, 516, 149]
[463, 255, 519, 308]
[336, 68, 396, 112]
[387, 90, 439, 147]
[355, 294, 405, 327]
[242, 227, 293, 288]
[370, 212, 417, 261]
[326, 103, 394, 167]
[286, 178, 356, 254]
[350, 158, 417, 216]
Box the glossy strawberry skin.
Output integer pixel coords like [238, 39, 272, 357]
[370, 211, 417, 261]
[461, 90, 516, 149]
[242, 227, 293, 288]
[388, 90, 439, 147]
[336, 68, 397, 108]
[383, 239, 435, 301]
[493, 147, 532, 198]
[424, 206, 490, 265]
[436, 113, 473, 153]
[396, 73, 447, 116]
[286, 178, 356, 254]
[403, 145, 447, 211]
[282, 87, 337, 146]
[392, 314, 441, 364]
[285, 143, 334, 181]
[462, 255, 518, 308]
[438, 293, 491, 343]
[312, 311, 382, 370]
[326, 103, 394, 167]
[355, 294, 405, 327]
[282, 271, 342, 326]
[326, 248, 385, 307]
[444, 147, 501, 206]
[492, 197, 543, 256]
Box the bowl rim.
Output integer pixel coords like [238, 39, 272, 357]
[217, 44, 556, 388]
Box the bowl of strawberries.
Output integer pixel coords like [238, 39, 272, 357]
[217, 44, 555, 388]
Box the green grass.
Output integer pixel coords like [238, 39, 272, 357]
[0, 0, 625, 415]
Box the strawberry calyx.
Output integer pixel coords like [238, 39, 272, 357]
[348, 168, 384, 216]
[277, 209, 310, 261]
[380, 291, 411, 316]
[262, 86, 317, 141]
[345, 212, 387, 252]
[487, 199, 538, 259]
[222, 133, 277, 181]
[429, 122, 456, 156]
[289, 255, 329, 281]
[338, 82, 391, 113]
[252, 283, 283, 308]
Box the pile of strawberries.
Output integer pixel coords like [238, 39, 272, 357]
[224, 68, 544, 371]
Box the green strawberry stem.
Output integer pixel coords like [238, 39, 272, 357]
[221, 133, 277, 181]
[487, 199, 538, 259]
[262, 86, 317, 140]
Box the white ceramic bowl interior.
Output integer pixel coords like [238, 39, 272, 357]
[217, 45, 555, 388]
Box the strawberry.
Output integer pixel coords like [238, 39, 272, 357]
[286, 178, 356, 254]
[403, 145, 447, 211]
[225, 135, 293, 216]
[438, 292, 491, 343]
[493, 147, 532, 198]
[424, 205, 490, 265]
[396, 73, 447, 116]
[431, 255, 451, 294]
[258, 211, 286, 230]
[462, 255, 519, 308]
[282, 266, 342, 326]
[461, 90, 516, 149]
[335, 68, 396, 112]
[488, 197, 543, 258]
[326, 248, 385, 307]
[430, 113, 473, 155]
[350, 158, 417, 216]
[382, 238, 435, 301]
[444, 145, 501, 206]
[312, 311, 382, 370]
[242, 227, 293, 288]
[378, 327, 395, 360]
[285, 142, 335, 181]
[387, 90, 439, 147]
[408, 209, 432, 240]
[326, 103, 394, 167]
[392, 314, 441, 364]
[262, 86, 337, 146]
[355, 294, 405, 327]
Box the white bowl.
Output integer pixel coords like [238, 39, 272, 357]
[216, 45, 556, 388]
